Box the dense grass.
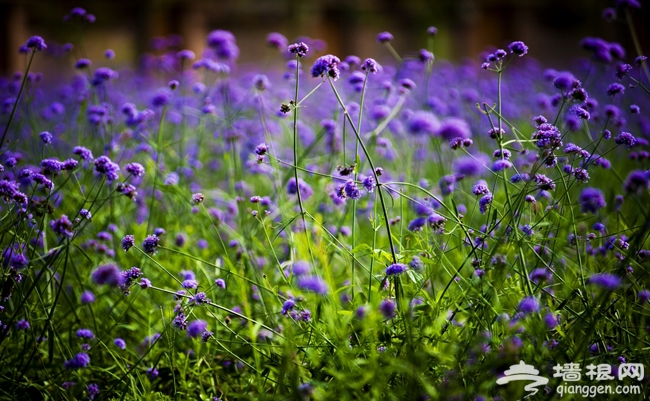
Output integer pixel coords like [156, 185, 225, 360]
[1, 4, 650, 400]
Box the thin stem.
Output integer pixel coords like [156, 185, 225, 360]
[291, 56, 315, 265]
[625, 8, 650, 83]
[1, 50, 36, 150]
[146, 106, 168, 235]
[327, 78, 397, 265]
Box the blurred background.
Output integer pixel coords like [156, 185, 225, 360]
[1, 0, 648, 75]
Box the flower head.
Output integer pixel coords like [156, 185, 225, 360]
[310, 55, 341, 80]
[25, 36, 47, 51]
[93, 156, 120, 182]
[518, 296, 541, 315]
[386, 263, 408, 276]
[288, 42, 309, 58]
[91, 264, 123, 286]
[297, 276, 329, 295]
[64, 353, 90, 370]
[379, 299, 396, 318]
[588, 273, 621, 290]
[579, 188, 606, 214]
[80, 291, 95, 304]
[508, 41, 528, 56]
[377, 32, 393, 43]
[361, 58, 381, 74]
[142, 235, 159, 254]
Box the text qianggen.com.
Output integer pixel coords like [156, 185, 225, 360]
[556, 384, 641, 398]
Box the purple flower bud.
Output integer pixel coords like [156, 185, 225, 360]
[376, 31, 393, 43]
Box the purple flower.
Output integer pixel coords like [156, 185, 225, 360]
[379, 299, 396, 318]
[75, 58, 91, 69]
[386, 263, 408, 276]
[518, 297, 540, 315]
[606, 83, 625, 96]
[215, 278, 226, 289]
[508, 41, 528, 56]
[361, 58, 381, 73]
[588, 273, 621, 290]
[50, 215, 74, 238]
[76, 329, 94, 339]
[73, 146, 93, 160]
[437, 118, 471, 141]
[407, 111, 440, 136]
[297, 276, 329, 295]
[93, 156, 120, 183]
[87, 384, 99, 400]
[207, 30, 239, 60]
[288, 42, 309, 58]
[112, 338, 126, 350]
[266, 32, 287, 50]
[187, 320, 208, 338]
[624, 170, 649, 193]
[377, 31, 393, 43]
[615, 0, 641, 9]
[189, 292, 211, 306]
[80, 291, 95, 304]
[281, 299, 296, 315]
[419, 49, 434, 62]
[399, 78, 416, 90]
[182, 279, 198, 289]
[142, 235, 159, 254]
[41, 158, 64, 175]
[579, 188, 606, 214]
[176, 49, 195, 60]
[638, 290, 650, 304]
[492, 159, 512, 172]
[407, 217, 427, 232]
[287, 178, 313, 199]
[479, 194, 493, 214]
[575, 107, 590, 120]
[16, 319, 30, 330]
[39, 131, 52, 144]
[614, 132, 636, 148]
[91, 264, 123, 286]
[125, 162, 145, 177]
[544, 313, 558, 329]
[292, 261, 311, 276]
[120, 235, 135, 252]
[25, 36, 47, 51]
[343, 180, 361, 200]
[362, 176, 375, 192]
[520, 224, 534, 236]
[92, 67, 118, 86]
[147, 367, 159, 380]
[427, 213, 446, 233]
[553, 72, 576, 91]
[64, 353, 90, 370]
[310, 55, 341, 80]
[453, 155, 489, 178]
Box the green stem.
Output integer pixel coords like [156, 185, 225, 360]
[327, 78, 397, 266]
[1, 50, 36, 150]
[291, 55, 315, 265]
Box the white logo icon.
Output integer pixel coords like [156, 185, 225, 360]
[496, 361, 549, 399]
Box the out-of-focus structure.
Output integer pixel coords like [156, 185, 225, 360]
[1, 0, 647, 75]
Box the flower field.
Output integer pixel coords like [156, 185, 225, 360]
[1, 3, 650, 400]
